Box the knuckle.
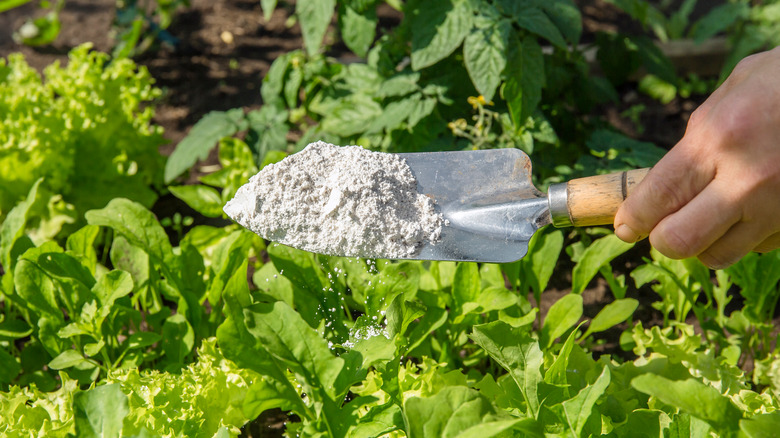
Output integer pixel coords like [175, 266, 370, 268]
[650, 225, 698, 260]
[698, 249, 737, 270]
[649, 175, 688, 215]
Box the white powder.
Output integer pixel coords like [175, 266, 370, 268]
[223, 141, 445, 258]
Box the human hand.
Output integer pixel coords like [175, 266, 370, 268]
[614, 46, 780, 269]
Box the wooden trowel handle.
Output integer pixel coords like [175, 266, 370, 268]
[548, 168, 650, 227]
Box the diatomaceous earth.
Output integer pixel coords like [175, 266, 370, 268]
[223, 141, 445, 258]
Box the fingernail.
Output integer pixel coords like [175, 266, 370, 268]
[616, 224, 641, 243]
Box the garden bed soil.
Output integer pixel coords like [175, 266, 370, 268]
[0, 1, 743, 435]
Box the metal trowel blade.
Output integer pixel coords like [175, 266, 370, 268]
[399, 149, 551, 263]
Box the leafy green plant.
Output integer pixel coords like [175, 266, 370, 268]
[0, 44, 165, 237]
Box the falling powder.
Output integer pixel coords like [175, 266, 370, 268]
[223, 141, 445, 258]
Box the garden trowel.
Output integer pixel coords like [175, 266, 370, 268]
[401, 148, 649, 263]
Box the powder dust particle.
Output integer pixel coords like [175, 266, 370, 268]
[223, 141, 445, 259]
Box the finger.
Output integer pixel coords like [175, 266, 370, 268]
[697, 222, 771, 269]
[614, 144, 715, 243]
[755, 232, 780, 253]
[648, 178, 740, 260]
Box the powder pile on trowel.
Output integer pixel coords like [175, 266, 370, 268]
[223, 141, 445, 258]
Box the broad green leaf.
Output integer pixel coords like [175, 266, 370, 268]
[168, 185, 224, 218]
[740, 411, 780, 438]
[543, 323, 584, 387]
[524, 229, 564, 296]
[463, 19, 511, 102]
[615, 409, 671, 438]
[245, 105, 289, 165]
[297, 0, 336, 55]
[376, 72, 420, 98]
[512, 7, 566, 49]
[410, 0, 474, 70]
[339, 1, 377, 57]
[503, 36, 544, 129]
[320, 94, 383, 137]
[691, 3, 748, 44]
[541, 294, 583, 348]
[14, 256, 62, 321]
[572, 234, 634, 294]
[452, 262, 480, 317]
[472, 321, 542, 416]
[542, 0, 582, 44]
[404, 386, 523, 438]
[73, 383, 129, 438]
[162, 314, 195, 365]
[86, 199, 173, 266]
[1, 178, 41, 287]
[583, 298, 638, 338]
[345, 402, 403, 438]
[562, 366, 611, 436]
[0, 347, 20, 383]
[0, 318, 32, 340]
[632, 375, 742, 433]
[91, 270, 133, 308]
[65, 224, 100, 270]
[242, 301, 345, 399]
[164, 109, 246, 183]
[125, 332, 162, 350]
[207, 230, 252, 304]
[49, 350, 93, 370]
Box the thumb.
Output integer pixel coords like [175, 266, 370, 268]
[614, 143, 714, 243]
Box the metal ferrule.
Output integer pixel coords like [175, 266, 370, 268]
[547, 183, 572, 228]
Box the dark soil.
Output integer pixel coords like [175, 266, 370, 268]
[0, 1, 734, 435]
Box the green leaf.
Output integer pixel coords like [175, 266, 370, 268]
[471, 321, 542, 416]
[0, 318, 33, 340]
[376, 72, 420, 98]
[91, 270, 133, 308]
[49, 350, 92, 370]
[512, 7, 566, 49]
[572, 234, 634, 294]
[463, 19, 511, 102]
[452, 262, 480, 317]
[404, 386, 527, 438]
[583, 298, 638, 338]
[0, 0, 32, 13]
[162, 314, 195, 365]
[242, 301, 345, 399]
[541, 294, 583, 348]
[503, 36, 544, 128]
[169, 185, 224, 218]
[410, 0, 474, 70]
[260, 0, 278, 21]
[164, 109, 246, 183]
[691, 3, 748, 43]
[632, 375, 742, 433]
[1, 178, 41, 285]
[297, 0, 336, 55]
[520, 229, 564, 297]
[562, 366, 611, 437]
[541, 0, 582, 44]
[86, 199, 173, 266]
[339, 1, 377, 57]
[73, 383, 129, 438]
[741, 411, 780, 438]
[543, 323, 583, 387]
[0, 347, 20, 383]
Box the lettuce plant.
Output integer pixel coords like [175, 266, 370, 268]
[0, 44, 165, 237]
